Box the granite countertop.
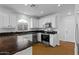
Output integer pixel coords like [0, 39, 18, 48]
[0, 30, 57, 36]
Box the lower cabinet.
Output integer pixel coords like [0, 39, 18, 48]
[32, 34, 38, 43]
[17, 34, 32, 49]
[37, 33, 41, 42]
[17, 33, 60, 48]
[50, 34, 60, 47]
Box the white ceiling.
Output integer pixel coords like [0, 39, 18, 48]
[0, 4, 75, 17]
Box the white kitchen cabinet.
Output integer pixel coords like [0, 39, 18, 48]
[0, 15, 17, 32]
[0, 15, 9, 28]
[50, 34, 60, 47]
[32, 18, 39, 28]
[37, 33, 41, 42]
[39, 14, 56, 28]
[0, 15, 3, 28]
[0, 15, 17, 28]
[10, 15, 17, 28]
[3, 15, 9, 27]
[17, 34, 32, 49]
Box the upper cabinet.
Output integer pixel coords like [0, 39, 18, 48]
[0, 14, 17, 28]
[10, 15, 17, 28]
[0, 13, 17, 33]
[0, 14, 3, 28]
[39, 14, 57, 28]
[32, 18, 39, 28]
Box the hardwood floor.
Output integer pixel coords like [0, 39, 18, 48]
[32, 41, 75, 55]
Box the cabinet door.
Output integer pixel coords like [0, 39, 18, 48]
[50, 34, 54, 46]
[17, 34, 32, 42]
[50, 34, 58, 47]
[17, 34, 32, 49]
[17, 35, 26, 49]
[3, 15, 16, 28]
[3, 15, 9, 27]
[37, 33, 41, 42]
[10, 15, 17, 28]
[32, 19, 39, 28]
[32, 34, 38, 43]
[0, 15, 3, 28]
[0, 14, 17, 28]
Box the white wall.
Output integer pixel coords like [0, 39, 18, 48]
[57, 14, 75, 42]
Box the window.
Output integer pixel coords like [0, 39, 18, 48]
[17, 19, 28, 31]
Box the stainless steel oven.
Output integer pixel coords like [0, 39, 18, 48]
[41, 34, 50, 45]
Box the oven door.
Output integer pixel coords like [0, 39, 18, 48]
[41, 34, 49, 44]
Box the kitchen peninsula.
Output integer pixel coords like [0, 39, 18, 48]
[0, 30, 59, 45]
[0, 30, 59, 54]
